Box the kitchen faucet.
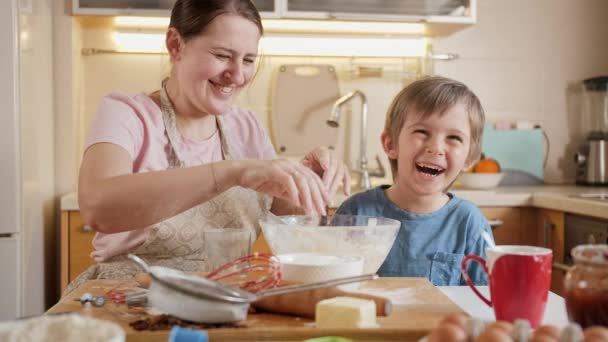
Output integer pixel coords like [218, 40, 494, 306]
[327, 90, 385, 190]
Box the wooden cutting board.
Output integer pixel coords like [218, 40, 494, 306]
[47, 278, 464, 342]
[271, 64, 341, 156]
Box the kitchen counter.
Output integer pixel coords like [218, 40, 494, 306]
[61, 185, 608, 219]
[331, 185, 608, 220]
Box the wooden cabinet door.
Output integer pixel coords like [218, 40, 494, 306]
[60, 211, 96, 293]
[536, 209, 565, 296]
[480, 207, 537, 246]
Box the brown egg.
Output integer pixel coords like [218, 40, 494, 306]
[474, 326, 513, 342]
[441, 313, 468, 329]
[486, 321, 514, 335]
[529, 336, 558, 342]
[584, 326, 608, 342]
[531, 325, 560, 341]
[428, 322, 467, 342]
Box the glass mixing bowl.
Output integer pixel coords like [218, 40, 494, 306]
[259, 214, 401, 274]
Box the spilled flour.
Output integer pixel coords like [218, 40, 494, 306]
[0, 314, 125, 342]
[349, 287, 423, 306]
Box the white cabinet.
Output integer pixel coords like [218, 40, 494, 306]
[72, 0, 279, 17]
[71, 0, 475, 25]
[283, 0, 475, 24]
[0, 237, 20, 320]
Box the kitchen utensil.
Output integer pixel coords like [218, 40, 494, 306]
[576, 76, 608, 185]
[128, 254, 378, 323]
[271, 64, 341, 156]
[461, 245, 552, 328]
[259, 214, 401, 274]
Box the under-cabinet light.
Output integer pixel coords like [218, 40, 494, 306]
[112, 32, 427, 57]
[113, 16, 425, 35]
[260, 36, 427, 57]
[112, 32, 166, 53]
[262, 19, 425, 35]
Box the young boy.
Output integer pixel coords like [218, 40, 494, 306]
[336, 76, 493, 286]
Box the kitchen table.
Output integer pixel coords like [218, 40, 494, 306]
[438, 286, 568, 328]
[47, 277, 465, 342]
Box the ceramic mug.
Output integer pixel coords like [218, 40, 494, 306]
[461, 245, 552, 327]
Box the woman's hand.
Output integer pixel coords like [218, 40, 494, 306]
[237, 159, 330, 215]
[301, 146, 351, 198]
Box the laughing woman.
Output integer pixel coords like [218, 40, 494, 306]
[66, 0, 350, 295]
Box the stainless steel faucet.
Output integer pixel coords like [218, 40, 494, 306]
[327, 90, 385, 190]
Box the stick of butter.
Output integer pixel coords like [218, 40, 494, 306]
[315, 296, 378, 329]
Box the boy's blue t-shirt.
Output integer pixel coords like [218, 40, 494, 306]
[335, 185, 493, 286]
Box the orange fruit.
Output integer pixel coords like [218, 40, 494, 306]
[473, 158, 501, 173]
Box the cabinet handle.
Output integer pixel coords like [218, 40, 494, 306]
[82, 224, 93, 233]
[553, 262, 570, 272]
[543, 220, 556, 248]
[487, 219, 503, 229]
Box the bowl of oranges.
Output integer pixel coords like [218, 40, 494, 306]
[457, 156, 504, 190]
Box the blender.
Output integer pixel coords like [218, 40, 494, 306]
[575, 76, 608, 185]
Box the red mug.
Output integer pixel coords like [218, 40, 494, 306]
[461, 245, 552, 327]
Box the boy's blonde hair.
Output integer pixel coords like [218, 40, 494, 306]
[384, 76, 485, 176]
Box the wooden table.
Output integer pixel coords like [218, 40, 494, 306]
[47, 278, 463, 341]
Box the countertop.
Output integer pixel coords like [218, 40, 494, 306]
[61, 185, 608, 219]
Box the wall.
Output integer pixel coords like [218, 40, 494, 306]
[434, 0, 608, 183]
[70, 0, 608, 189]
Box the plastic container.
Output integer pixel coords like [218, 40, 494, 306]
[564, 244, 608, 328]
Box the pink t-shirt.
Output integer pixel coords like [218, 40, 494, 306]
[85, 92, 277, 262]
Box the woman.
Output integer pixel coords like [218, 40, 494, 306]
[67, 0, 349, 295]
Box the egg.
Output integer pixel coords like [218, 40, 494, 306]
[474, 325, 513, 342]
[531, 325, 560, 341]
[583, 326, 608, 342]
[441, 313, 468, 328]
[428, 322, 467, 342]
[486, 321, 514, 335]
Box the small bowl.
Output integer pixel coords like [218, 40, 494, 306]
[457, 172, 504, 190]
[278, 253, 364, 283]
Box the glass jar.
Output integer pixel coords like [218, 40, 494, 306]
[564, 244, 608, 328]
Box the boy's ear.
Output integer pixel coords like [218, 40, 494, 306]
[381, 131, 398, 160]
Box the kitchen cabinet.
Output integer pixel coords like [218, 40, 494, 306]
[60, 210, 96, 293]
[72, 0, 278, 17]
[283, 0, 475, 24]
[481, 207, 566, 296]
[71, 0, 475, 30]
[480, 207, 537, 246]
[537, 209, 566, 296]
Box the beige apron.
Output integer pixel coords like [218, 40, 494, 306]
[64, 81, 272, 296]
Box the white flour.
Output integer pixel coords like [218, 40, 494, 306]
[0, 314, 125, 342]
[351, 287, 422, 306]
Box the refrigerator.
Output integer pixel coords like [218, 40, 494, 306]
[0, 0, 56, 320]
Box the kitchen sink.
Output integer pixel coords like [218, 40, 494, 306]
[570, 193, 608, 201]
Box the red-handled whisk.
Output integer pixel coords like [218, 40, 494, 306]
[205, 253, 282, 293]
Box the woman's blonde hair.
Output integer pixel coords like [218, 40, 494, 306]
[384, 76, 485, 176]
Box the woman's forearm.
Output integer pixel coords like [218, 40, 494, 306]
[79, 160, 243, 233]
